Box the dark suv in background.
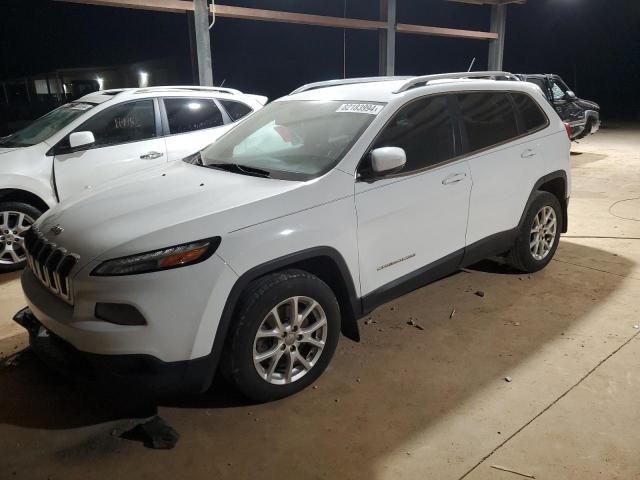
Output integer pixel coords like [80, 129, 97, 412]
[517, 74, 600, 140]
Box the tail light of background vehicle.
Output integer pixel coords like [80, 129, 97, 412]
[564, 122, 573, 139]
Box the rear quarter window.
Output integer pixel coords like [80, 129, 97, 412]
[220, 99, 253, 122]
[511, 93, 549, 134]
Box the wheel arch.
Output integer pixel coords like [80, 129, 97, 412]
[0, 189, 50, 214]
[189, 247, 362, 391]
[519, 171, 569, 233]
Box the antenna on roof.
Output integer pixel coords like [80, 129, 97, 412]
[219, 79, 226, 87]
[467, 57, 476, 72]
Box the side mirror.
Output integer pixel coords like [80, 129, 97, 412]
[69, 131, 95, 149]
[565, 91, 577, 101]
[370, 147, 407, 175]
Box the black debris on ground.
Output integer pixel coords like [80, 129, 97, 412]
[121, 415, 180, 450]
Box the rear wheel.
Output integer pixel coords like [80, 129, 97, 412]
[507, 191, 562, 273]
[0, 202, 41, 273]
[223, 270, 340, 402]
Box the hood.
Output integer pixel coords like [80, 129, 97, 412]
[576, 98, 600, 111]
[37, 161, 304, 266]
[0, 146, 21, 155]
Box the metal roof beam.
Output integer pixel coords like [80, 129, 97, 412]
[54, 0, 500, 40]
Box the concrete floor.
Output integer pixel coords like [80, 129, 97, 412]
[1, 123, 639, 480]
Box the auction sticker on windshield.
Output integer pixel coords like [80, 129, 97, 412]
[336, 103, 384, 115]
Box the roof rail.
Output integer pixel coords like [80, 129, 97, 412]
[393, 71, 519, 94]
[133, 86, 243, 95]
[291, 76, 412, 95]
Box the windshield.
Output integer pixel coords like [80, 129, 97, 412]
[0, 102, 95, 148]
[199, 100, 384, 180]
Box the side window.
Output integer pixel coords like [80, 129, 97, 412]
[78, 100, 156, 147]
[512, 93, 548, 134]
[457, 92, 518, 153]
[371, 95, 455, 174]
[550, 80, 568, 101]
[163, 98, 224, 134]
[220, 99, 253, 122]
[528, 78, 548, 95]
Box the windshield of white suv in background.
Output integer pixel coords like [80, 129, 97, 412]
[199, 100, 385, 180]
[0, 102, 95, 148]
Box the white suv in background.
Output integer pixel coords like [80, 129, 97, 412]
[15, 72, 571, 402]
[0, 86, 267, 271]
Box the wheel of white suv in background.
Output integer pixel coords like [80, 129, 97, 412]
[223, 269, 341, 402]
[507, 191, 563, 273]
[0, 202, 41, 273]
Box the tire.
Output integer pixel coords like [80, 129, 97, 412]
[223, 269, 341, 402]
[0, 202, 42, 273]
[576, 120, 591, 140]
[507, 191, 562, 273]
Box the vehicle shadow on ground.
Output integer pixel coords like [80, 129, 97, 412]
[0, 241, 634, 479]
[570, 151, 607, 167]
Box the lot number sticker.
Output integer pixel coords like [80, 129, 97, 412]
[336, 103, 384, 115]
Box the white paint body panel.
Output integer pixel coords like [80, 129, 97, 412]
[355, 160, 472, 295]
[20, 78, 571, 365]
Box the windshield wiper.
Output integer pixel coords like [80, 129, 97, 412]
[207, 163, 271, 178]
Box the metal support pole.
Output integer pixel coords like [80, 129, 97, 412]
[378, 0, 396, 76]
[193, 0, 213, 86]
[488, 5, 506, 71]
[186, 11, 199, 84]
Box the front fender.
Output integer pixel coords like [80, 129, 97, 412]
[0, 174, 57, 209]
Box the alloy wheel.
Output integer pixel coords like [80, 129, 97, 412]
[529, 205, 557, 261]
[253, 296, 328, 385]
[0, 211, 34, 266]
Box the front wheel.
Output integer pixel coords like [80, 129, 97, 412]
[507, 191, 562, 273]
[223, 270, 341, 402]
[0, 202, 41, 273]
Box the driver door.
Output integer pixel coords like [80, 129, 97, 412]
[53, 99, 167, 200]
[355, 95, 471, 298]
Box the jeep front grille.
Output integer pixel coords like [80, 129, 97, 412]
[24, 226, 79, 305]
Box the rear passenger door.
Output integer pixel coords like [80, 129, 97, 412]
[161, 97, 233, 161]
[355, 95, 472, 297]
[458, 91, 549, 247]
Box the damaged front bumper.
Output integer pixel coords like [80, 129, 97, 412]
[13, 307, 215, 396]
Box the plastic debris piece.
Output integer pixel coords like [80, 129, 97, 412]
[407, 319, 425, 331]
[449, 309, 456, 319]
[633, 325, 639, 329]
[505, 376, 513, 382]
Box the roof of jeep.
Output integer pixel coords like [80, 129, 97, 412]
[283, 77, 540, 103]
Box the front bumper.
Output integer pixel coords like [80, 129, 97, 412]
[569, 110, 600, 139]
[13, 307, 214, 396]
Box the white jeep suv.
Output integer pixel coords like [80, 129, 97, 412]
[0, 86, 267, 272]
[14, 72, 571, 401]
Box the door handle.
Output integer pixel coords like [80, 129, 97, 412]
[140, 151, 164, 160]
[442, 173, 467, 185]
[521, 149, 537, 159]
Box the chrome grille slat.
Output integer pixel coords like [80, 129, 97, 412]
[24, 226, 79, 305]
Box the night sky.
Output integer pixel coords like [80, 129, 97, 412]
[1, 0, 639, 118]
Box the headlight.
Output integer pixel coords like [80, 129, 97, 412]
[91, 238, 221, 276]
